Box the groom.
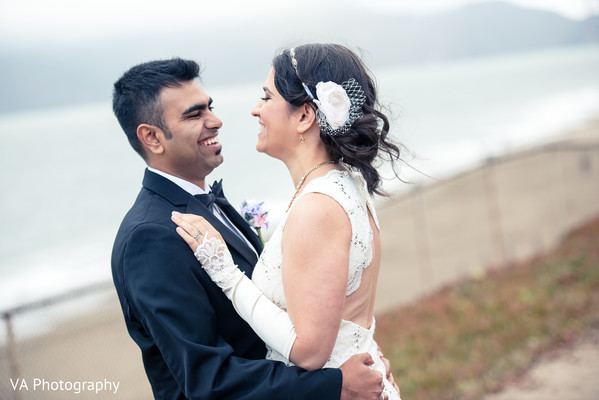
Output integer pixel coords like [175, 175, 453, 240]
[111, 58, 388, 399]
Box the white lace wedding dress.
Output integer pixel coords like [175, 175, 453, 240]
[252, 170, 400, 400]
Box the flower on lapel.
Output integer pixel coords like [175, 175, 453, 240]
[240, 200, 269, 245]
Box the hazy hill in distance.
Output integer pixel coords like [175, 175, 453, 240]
[0, 1, 597, 114]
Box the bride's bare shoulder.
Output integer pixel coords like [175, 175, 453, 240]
[284, 193, 350, 244]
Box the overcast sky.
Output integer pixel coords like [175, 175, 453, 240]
[1, 0, 597, 48]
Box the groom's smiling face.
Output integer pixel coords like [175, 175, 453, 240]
[156, 79, 224, 186]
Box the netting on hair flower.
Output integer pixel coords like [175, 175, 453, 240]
[289, 48, 366, 136]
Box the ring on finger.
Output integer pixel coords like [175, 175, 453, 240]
[193, 231, 202, 240]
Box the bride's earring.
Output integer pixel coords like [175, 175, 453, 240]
[299, 134, 305, 143]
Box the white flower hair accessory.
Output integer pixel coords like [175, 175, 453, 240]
[289, 48, 366, 136]
[314, 79, 365, 136]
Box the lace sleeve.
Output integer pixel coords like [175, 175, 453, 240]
[193, 233, 297, 360]
[194, 233, 241, 290]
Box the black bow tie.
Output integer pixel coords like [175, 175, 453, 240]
[195, 179, 228, 209]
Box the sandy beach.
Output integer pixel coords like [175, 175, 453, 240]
[482, 327, 599, 400]
[1, 119, 598, 400]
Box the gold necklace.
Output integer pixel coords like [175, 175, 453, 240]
[287, 161, 336, 211]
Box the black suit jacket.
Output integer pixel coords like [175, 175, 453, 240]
[112, 169, 341, 399]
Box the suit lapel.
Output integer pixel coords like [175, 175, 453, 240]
[143, 169, 260, 267]
[142, 169, 191, 206]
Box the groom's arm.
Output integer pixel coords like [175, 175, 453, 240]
[123, 222, 343, 399]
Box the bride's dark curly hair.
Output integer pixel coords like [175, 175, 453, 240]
[272, 43, 402, 196]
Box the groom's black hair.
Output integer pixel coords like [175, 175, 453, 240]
[112, 58, 201, 159]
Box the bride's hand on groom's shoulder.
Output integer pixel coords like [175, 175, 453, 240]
[171, 211, 224, 252]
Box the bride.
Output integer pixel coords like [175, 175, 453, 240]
[173, 43, 402, 400]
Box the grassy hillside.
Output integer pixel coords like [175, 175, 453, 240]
[376, 216, 599, 400]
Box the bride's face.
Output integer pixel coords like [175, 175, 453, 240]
[251, 67, 300, 160]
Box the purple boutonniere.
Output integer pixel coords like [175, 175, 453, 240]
[240, 200, 269, 245]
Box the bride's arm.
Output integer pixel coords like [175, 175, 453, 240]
[171, 199, 350, 371]
[281, 193, 350, 370]
[171, 211, 300, 360]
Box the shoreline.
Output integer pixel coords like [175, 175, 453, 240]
[1, 116, 598, 399]
[5, 115, 597, 342]
[383, 114, 599, 199]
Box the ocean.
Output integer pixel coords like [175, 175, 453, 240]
[1, 43, 598, 321]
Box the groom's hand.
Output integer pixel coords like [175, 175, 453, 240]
[339, 353, 384, 400]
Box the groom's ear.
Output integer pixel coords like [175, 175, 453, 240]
[297, 103, 317, 134]
[137, 124, 165, 155]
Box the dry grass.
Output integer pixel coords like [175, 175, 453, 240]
[376, 216, 599, 400]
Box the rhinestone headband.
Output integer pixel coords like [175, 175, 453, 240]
[289, 48, 366, 136]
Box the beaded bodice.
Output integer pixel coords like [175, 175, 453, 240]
[251, 169, 380, 366]
[252, 169, 378, 307]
